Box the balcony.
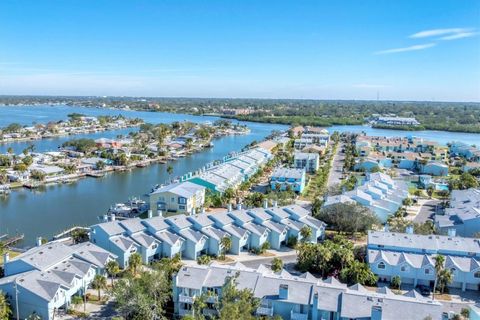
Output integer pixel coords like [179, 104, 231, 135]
[257, 306, 274, 317]
[202, 308, 218, 316]
[291, 310, 308, 320]
[179, 294, 195, 303]
[178, 309, 192, 317]
[206, 295, 218, 303]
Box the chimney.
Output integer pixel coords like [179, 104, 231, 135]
[158, 210, 163, 217]
[279, 284, 289, 299]
[103, 214, 109, 223]
[273, 200, 278, 208]
[447, 228, 456, 237]
[263, 199, 268, 209]
[237, 203, 242, 210]
[111, 213, 116, 221]
[201, 207, 206, 214]
[228, 203, 232, 212]
[36, 236, 43, 247]
[405, 225, 414, 234]
[371, 305, 383, 320]
[148, 210, 153, 219]
[191, 207, 195, 216]
[3, 252, 9, 264]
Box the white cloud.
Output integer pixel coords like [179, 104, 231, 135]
[409, 28, 470, 38]
[440, 31, 478, 40]
[375, 43, 436, 55]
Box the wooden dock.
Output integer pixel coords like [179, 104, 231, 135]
[2, 234, 24, 246]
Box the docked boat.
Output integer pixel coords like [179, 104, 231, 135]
[108, 203, 134, 216]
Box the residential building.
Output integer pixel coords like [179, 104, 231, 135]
[435, 189, 480, 237]
[270, 167, 306, 193]
[450, 142, 480, 162]
[375, 116, 420, 126]
[173, 262, 443, 320]
[149, 181, 206, 215]
[420, 161, 449, 176]
[0, 241, 116, 320]
[188, 147, 272, 193]
[294, 152, 320, 173]
[323, 172, 409, 222]
[367, 230, 480, 291]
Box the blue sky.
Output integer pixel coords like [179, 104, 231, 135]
[0, 0, 479, 101]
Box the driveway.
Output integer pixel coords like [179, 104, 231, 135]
[413, 199, 441, 223]
[327, 143, 345, 188]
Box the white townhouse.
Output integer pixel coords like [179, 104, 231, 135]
[0, 241, 116, 320]
[367, 230, 480, 291]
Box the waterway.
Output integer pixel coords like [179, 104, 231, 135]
[1, 105, 480, 247]
[0, 105, 287, 246]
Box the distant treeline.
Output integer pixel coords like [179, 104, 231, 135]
[1, 96, 480, 133]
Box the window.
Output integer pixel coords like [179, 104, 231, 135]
[377, 262, 386, 269]
[401, 265, 408, 272]
[178, 197, 187, 204]
[179, 205, 186, 210]
[475, 271, 480, 278]
[171, 197, 175, 203]
[425, 268, 431, 275]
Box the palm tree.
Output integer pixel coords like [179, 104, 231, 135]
[91, 274, 107, 300]
[0, 290, 12, 320]
[220, 236, 232, 260]
[433, 255, 445, 300]
[166, 165, 174, 180]
[128, 253, 142, 276]
[106, 260, 120, 287]
[300, 226, 313, 243]
[437, 269, 453, 294]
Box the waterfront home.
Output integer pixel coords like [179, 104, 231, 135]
[173, 262, 443, 320]
[367, 230, 480, 291]
[149, 181, 206, 215]
[188, 147, 272, 193]
[420, 161, 449, 176]
[294, 152, 320, 173]
[374, 116, 420, 126]
[29, 164, 65, 176]
[301, 144, 326, 155]
[270, 167, 306, 193]
[0, 241, 116, 320]
[81, 157, 111, 169]
[450, 142, 480, 162]
[301, 133, 329, 146]
[323, 172, 409, 222]
[435, 189, 480, 237]
[255, 139, 279, 152]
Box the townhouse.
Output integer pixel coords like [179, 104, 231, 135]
[149, 181, 206, 215]
[450, 142, 480, 162]
[294, 152, 320, 173]
[89, 204, 325, 263]
[187, 147, 272, 193]
[173, 262, 443, 320]
[0, 241, 116, 320]
[435, 188, 480, 237]
[270, 167, 306, 193]
[324, 172, 409, 222]
[367, 230, 480, 291]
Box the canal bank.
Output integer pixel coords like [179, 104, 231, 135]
[0, 109, 287, 246]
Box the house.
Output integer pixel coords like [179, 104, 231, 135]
[421, 161, 449, 176]
[149, 181, 206, 215]
[165, 215, 209, 260]
[227, 207, 271, 250]
[29, 164, 65, 176]
[323, 172, 409, 222]
[450, 142, 480, 162]
[0, 241, 116, 320]
[270, 167, 306, 193]
[367, 230, 480, 291]
[375, 116, 420, 126]
[464, 162, 480, 173]
[294, 152, 320, 173]
[187, 214, 231, 256]
[435, 189, 480, 237]
[188, 147, 272, 193]
[142, 216, 185, 258]
[173, 262, 443, 320]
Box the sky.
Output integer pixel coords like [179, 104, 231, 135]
[0, 0, 479, 102]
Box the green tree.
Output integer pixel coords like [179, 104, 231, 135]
[96, 160, 106, 170]
[71, 228, 89, 244]
[128, 253, 142, 276]
[271, 257, 283, 273]
[71, 295, 83, 310]
[0, 290, 11, 320]
[216, 275, 260, 320]
[339, 260, 377, 286]
[390, 275, 401, 289]
[433, 255, 445, 299]
[106, 260, 121, 287]
[197, 255, 211, 265]
[437, 269, 453, 294]
[300, 225, 312, 243]
[220, 236, 232, 260]
[92, 274, 107, 300]
[316, 203, 380, 235]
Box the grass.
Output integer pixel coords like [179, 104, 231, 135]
[0, 250, 21, 265]
[433, 293, 452, 301]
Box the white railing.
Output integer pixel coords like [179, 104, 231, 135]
[257, 306, 274, 316]
[179, 294, 194, 303]
[291, 310, 308, 320]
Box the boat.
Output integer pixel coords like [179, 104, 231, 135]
[136, 162, 148, 168]
[108, 203, 134, 216]
[126, 197, 148, 213]
[87, 171, 105, 178]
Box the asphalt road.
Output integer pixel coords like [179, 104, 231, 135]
[413, 199, 441, 223]
[327, 142, 345, 188]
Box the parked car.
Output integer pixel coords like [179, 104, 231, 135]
[416, 285, 431, 296]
